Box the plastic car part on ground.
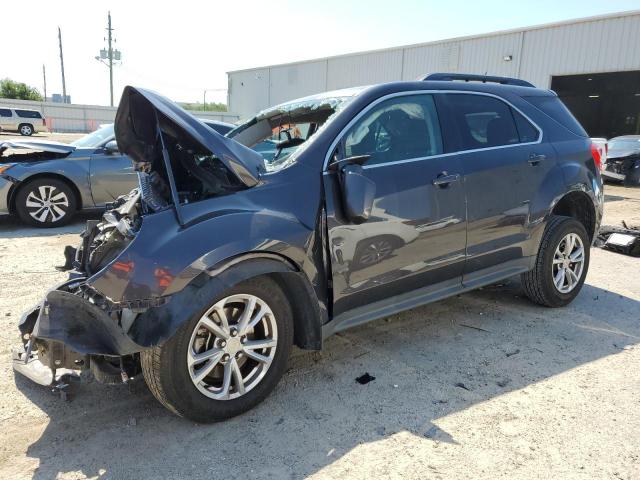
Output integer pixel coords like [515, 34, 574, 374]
[596, 222, 640, 257]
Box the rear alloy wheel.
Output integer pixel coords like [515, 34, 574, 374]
[521, 216, 590, 307]
[141, 277, 293, 422]
[19, 124, 34, 136]
[15, 178, 77, 227]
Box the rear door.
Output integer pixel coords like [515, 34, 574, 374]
[325, 92, 467, 315]
[89, 142, 138, 206]
[440, 92, 556, 279]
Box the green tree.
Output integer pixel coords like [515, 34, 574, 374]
[178, 101, 227, 112]
[0, 78, 43, 101]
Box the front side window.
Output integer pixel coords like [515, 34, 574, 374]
[343, 94, 443, 165]
[446, 94, 538, 150]
[0, 108, 11, 117]
[15, 109, 42, 119]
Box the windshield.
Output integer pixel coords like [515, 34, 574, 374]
[609, 138, 640, 152]
[71, 124, 115, 148]
[228, 89, 362, 171]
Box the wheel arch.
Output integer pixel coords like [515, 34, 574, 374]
[131, 253, 324, 352]
[9, 172, 83, 214]
[550, 190, 597, 242]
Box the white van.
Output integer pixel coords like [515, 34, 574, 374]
[0, 108, 48, 136]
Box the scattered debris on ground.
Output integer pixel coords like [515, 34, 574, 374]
[596, 222, 640, 256]
[355, 373, 375, 385]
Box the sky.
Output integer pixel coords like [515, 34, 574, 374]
[2, 0, 638, 107]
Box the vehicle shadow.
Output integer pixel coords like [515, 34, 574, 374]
[0, 212, 99, 239]
[13, 280, 640, 479]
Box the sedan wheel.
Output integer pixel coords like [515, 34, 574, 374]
[15, 178, 77, 228]
[187, 294, 278, 400]
[25, 185, 70, 224]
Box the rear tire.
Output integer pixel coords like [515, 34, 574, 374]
[521, 216, 590, 307]
[141, 277, 293, 423]
[15, 178, 77, 227]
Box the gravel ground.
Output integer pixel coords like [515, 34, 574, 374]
[0, 158, 638, 478]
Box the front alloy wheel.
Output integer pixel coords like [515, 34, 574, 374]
[187, 294, 278, 400]
[141, 277, 293, 422]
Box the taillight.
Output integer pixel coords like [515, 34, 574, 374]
[590, 142, 602, 171]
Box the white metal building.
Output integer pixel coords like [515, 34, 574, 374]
[227, 10, 640, 138]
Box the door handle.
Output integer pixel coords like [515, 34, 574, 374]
[432, 172, 460, 187]
[528, 153, 546, 166]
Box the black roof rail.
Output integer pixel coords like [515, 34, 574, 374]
[421, 73, 535, 88]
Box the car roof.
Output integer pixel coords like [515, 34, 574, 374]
[610, 135, 640, 141]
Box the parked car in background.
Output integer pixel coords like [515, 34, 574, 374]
[601, 135, 640, 187]
[14, 76, 602, 422]
[0, 119, 235, 227]
[0, 107, 48, 136]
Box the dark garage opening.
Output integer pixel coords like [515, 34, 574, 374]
[551, 71, 640, 139]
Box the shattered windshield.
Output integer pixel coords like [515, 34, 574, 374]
[228, 88, 363, 171]
[72, 124, 115, 148]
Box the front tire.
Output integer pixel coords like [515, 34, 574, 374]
[15, 178, 77, 227]
[521, 216, 590, 307]
[141, 277, 293, 422]
[19, 123, 34, 136]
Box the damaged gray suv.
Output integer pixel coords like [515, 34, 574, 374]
[14, 74, 603, 422]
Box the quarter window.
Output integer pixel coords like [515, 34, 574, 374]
[446, 94, 537, 149]
[343, 94, 443, 165]
[0, 108, 11, 117]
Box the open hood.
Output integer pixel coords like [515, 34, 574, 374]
[608, 148, 640, 160]
[0, 140, 76, 157]
[115, 86, 263, 187]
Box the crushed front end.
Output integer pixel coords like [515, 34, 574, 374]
[13, 189, 149, 387]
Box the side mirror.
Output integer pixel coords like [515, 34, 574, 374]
[104, 140, 119, 154]
[338, 161, 375, 224]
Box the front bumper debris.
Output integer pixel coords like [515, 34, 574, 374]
[12, 345, 81, 387]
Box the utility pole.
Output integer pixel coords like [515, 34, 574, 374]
[42, 64, 47, 101]
[58, 27, 67, 103]
[107, 11, 114, 107]
[96, 12, 121, 106]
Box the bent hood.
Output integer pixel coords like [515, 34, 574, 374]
[0, 140, 76, 158]
[115, 86, 263, 187]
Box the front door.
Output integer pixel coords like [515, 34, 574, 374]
[325, 93, 467, 316]
[440, 92, 557, 279]
[89, 143, 139, 206]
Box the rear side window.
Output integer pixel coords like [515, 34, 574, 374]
[344, 93, 443, 165]
[446, 94, 520, 149]
[15, 109, 42, 119]
[513, 109, 539, 143]
[0, 108, 11, 117]
[523, 95, 587, 137]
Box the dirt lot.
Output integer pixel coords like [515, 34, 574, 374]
[0, 170, 639, 478]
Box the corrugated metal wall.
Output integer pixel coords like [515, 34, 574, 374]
[0, 98, 239, 133]
[228, 10, 640, 118]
